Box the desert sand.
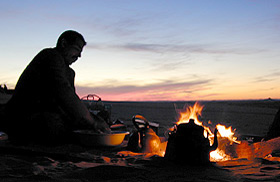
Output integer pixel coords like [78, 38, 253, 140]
[0, 98, 280, 181]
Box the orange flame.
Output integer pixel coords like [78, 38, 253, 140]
[176, 102, 204, 126]
[175, 102, 240, 162]
[216, 124, 241, 145]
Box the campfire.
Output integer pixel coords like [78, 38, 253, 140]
[123, 102, 241, 163]
[167, 102, 241, 162]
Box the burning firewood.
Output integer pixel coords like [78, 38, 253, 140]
[168, 102, 241, 162]
[127, 102, 245, 162]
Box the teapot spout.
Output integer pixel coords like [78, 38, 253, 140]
[210, 128, 218, 151]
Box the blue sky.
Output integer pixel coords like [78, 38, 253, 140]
[1, 0, 280, 101]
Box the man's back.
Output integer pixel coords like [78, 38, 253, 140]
[7, 48, 75, 115]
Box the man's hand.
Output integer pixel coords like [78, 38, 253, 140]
[91, 114, 111, 133]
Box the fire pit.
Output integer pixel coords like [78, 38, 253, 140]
[125, 102, 241, 163]
[165, 119, 218, 164]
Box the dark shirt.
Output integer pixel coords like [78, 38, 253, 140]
[6, 48, 88, 125]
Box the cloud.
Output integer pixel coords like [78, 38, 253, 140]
[253, 70, 280, 83]
[76, 78, 213, 100]
[150, 60, 189, 72]
[87, 42, 266, 55]
[86, 42, 265, 73]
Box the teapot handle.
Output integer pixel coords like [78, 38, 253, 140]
[81, 94, 101, 101]
[132, 115, 149, 130]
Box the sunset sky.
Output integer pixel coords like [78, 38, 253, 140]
[1, 0, 280, 101]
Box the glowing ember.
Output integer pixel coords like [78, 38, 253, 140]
[210, 149, 232, 161]
[175, 102, 240, 162]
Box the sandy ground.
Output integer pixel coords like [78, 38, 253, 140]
[0, 141, 237, 182]
[1, 98, 280, 181]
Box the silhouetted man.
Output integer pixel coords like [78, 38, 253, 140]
[2, 30, 110, 144]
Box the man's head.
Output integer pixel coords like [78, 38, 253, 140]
[56, 30, 87, 65]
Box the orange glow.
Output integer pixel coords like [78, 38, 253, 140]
[209, 149, 232, 161]
[176, 102, 204, 126]
[175, 102, 240, 162]
[216, 124, 241, 145]
[117, 146, 166, 158]
[76, 86, 280, 101]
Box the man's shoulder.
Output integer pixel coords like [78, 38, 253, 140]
[38, 48, 60, 57]
[34, 48, 63, 64]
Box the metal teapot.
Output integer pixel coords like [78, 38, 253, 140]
[127, 115, 161, 153]
[165, 118, 218, 164]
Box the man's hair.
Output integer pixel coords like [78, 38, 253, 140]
[56, 30, 86, 47]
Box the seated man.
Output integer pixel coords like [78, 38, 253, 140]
[1, 30, 110, 145]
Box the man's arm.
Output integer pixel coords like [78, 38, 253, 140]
[46, 51, 98, 129]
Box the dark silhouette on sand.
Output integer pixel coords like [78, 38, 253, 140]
[1, 30, 110, 145]
[265, 109, 280, 140]
[0, 84, 14, 94]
